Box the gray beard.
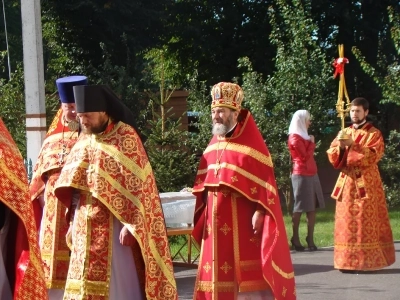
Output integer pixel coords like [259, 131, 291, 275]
[212, 123, 228, 136]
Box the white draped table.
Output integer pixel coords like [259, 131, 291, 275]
[160, 192, 198, 268]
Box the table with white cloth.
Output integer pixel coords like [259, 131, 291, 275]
[160, 192, 199, 268]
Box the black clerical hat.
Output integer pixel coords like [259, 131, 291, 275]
[73, 85, 108, 113]
[73, 85, 137, 129]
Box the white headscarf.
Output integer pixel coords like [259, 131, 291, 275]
[288, 110, 310, 140]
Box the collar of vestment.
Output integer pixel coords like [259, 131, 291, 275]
[352, 120, 367, 129]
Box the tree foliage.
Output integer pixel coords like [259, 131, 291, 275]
[380, 130, 400, 208]
[0, 0, 23, 79]
[165, 0, 275, 86]
[144, 114, 197, 192]
[142, 48, 197, 192]
[239, 0, 337, 211]
[187, 76, 213, 156]
[352, 5, 400, 107]
[309, 0, 399, 109]
[0, 66, 26, 154]
[41, 0, 169, 76]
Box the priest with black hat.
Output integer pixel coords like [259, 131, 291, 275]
[54, 85, 177, 300]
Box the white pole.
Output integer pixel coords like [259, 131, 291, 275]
[20, 0, 46, 166]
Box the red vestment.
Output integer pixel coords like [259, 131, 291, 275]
[192, 110, 296, 300]
[55, 121, 178, 300]
[327, 123, 395, 270]
[0, 118, 47, 299]
[29, 108, 78, 289]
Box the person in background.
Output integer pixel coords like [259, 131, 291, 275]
[0, 117, 48, 300]
[288, 110, 325, 252]
[29, 75, 87, 300]
[54, 84, 177, 299]
[327, 97, 395, 273]
[191, 82, 295, 300]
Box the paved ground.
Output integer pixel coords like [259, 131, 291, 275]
[174, 242, 400, 300]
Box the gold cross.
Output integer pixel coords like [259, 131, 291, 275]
[214, 163, 221, 177]
[220, 261, 232, 274]
[203, 262, 211, 273]
[220, 223, 231, 235]
[94, 226, 106, 235]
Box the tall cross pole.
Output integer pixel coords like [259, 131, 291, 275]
[20, 0, 46, 166]
[333, 44, 351, 140]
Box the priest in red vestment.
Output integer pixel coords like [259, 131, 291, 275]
[327, 97, 395, 273]
[192, 82, 296, 300]
[0, 117, 47, 300]
[54, 84, 177, 300]
[29, 75, 87, 300]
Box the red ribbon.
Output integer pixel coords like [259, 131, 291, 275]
[332, 57, 349, 78]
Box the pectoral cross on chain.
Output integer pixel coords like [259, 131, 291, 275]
[58, 146, 68, 165]
[86, 165, 95, 183]
[214, 163, 221, 177]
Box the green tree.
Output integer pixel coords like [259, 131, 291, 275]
[239, 0, 337, 212]
[0, 66, 26, 154]
[379, 130, 400, 208]
[165, 0, 275, 86]
[352, 6, 400, 207]
[142, 48, 197, 192]
[41, 0, 169, 79]
[187, 76, 213, 157]
[352, 6, 400, 107]
[0, 0, 23, 79]
[310, 0, 400, 117]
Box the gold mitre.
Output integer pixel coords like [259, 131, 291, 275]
[211, 82, 244, 111]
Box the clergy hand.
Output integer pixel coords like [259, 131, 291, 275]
[309, 135, 315, 143]
[119, 225, 135, 246]
[339, 137, 353, 149]
[66, 223, 73, 250]
[252, 210, 265, 235]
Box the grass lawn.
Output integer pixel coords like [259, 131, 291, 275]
[283, 200, 400, 248]
[169, 202, 400, 261]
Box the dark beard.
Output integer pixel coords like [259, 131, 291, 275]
[83, 119, 109, 134]
[352, 118, 366, 125]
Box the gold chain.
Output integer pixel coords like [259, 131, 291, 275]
[214, 138, 230, 177]
[58, 117, 78, 165]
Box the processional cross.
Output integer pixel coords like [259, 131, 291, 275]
[333, 44, 351, 140]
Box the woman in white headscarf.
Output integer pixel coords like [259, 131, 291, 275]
[288, 110, 324, 251]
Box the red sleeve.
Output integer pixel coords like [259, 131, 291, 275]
[327, 137, 349, 169]
[288, 134, 315, 162]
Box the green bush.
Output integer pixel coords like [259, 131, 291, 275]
[380, 130, 400, 208]
[143, 111, 197, 192]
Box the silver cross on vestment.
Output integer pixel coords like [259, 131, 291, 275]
[86, 165, 95, 183]
[58, 145, 68, 165]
